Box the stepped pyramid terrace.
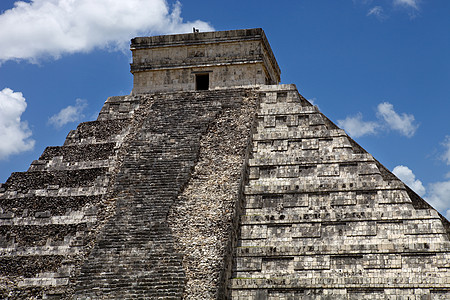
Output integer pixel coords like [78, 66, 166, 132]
[0, 28, 449, 299]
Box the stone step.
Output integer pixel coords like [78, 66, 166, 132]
[0, 195, 101, 217]
[0, 255, 65, 278]
[248, 153, 374, 166]
[97, 96, 140, 121]
[0, 223, 88, 248]
[231, 276, 450, 289]
[244, 179, 405, 195]
[64, 119, 131, 146]
[238, 235, 449, 249]
[240, 211, 441, 225]
[3, 168, 108, 192]
[39, 143, 116, 163]
[253, 129, 347, 141]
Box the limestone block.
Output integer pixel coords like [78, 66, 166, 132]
[273, 139, 288, 151]
[283, 193, 309, 207]
[267, 225, 294, 241]
[363, 254, 402, 269]
[332, 136, 353, 149]
[377, 190, 411, 204]
[401, 254, 437, 270]
[347, 289, 385, 300]
[404, 219, 446, 235]
[286, 114, 298, 127]
[309, 114, 325, 126]
[435, 253, 450, 268]
[356, 190, 377, 206]
[264, 92, 277, 104]
[431, 290, 450, 299]
[346, 221, 377, 237]
[277, 165, 299, 178]
[263, 115, 276, 128]
[297, 114, 311, 128]
[302, 139, 319, 150]
[376, 221, 405, 238]
[321, 222, 349, 238]
[317, 163, 340, 177]
[240, 224, 267, 239]
[331, 255, 364, 271]
[259, 166, 277, 178]
[244, 195, 263, 209]
[292, 223, 321, 238]
[358, 162, 381, 175]
[259, 194, 285, 209]
[253, 141, 271, 154]
[275, 91, 288, 102]
[287, 140, 303, 152]
[248, 167, 260, 179]
[261, 257, 294, 274]
[294, 255, 330, 270]
[330, 191, 357, 206]
[236, 257, 262, 271]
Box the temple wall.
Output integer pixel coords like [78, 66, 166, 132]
[132, 64, 268, 94]
[130, 28, 280, 93]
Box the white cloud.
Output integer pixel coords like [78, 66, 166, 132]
[337, 113, 379, 138]
[0, 0, 213, 63]
[441, 136, 450, 165]
[376, 102, 418, 137]
[358, 0, 420, 19]
[426, 181, 450, 215]
[391, 165, 450, 218]
[337, 101, 418, 138]
[0, 88, 35, 159]
[367, 6, 386, 19]
[393, 0, 420, 10]
[392, 165, 426, 196]
[48, 98, 88, 128]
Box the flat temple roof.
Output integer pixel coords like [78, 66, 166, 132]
[130, 28, 281, 78]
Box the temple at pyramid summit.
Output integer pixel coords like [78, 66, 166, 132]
[0, 28, 449, 299]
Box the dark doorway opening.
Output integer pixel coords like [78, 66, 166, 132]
[196, 74, 209, 90]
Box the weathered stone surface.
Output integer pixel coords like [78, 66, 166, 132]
[74, 90, 259, 299]
[39, 143, 116, 162]
[167, 90, 259, 299]
[231, 84, 450, 299]
[0, 94, 137, 298]
[0, 29, 449, 300]
[131, 28, 280, 93]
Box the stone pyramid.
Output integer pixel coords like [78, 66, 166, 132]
[0, 29, 449, 299]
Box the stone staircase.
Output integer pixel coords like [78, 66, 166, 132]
[0, 88, 261, 299]
[74, 89, 260, 299]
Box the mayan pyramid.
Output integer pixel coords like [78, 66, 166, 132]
[0, 28, 449, 299]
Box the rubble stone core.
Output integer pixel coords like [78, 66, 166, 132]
[0, 28, 449, 299]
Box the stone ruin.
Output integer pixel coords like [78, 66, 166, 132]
[0, 28, 449, 299]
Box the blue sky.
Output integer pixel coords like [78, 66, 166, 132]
[0, 0, 449, 217]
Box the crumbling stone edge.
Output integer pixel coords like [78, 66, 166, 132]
[217, 89, 262, 300]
